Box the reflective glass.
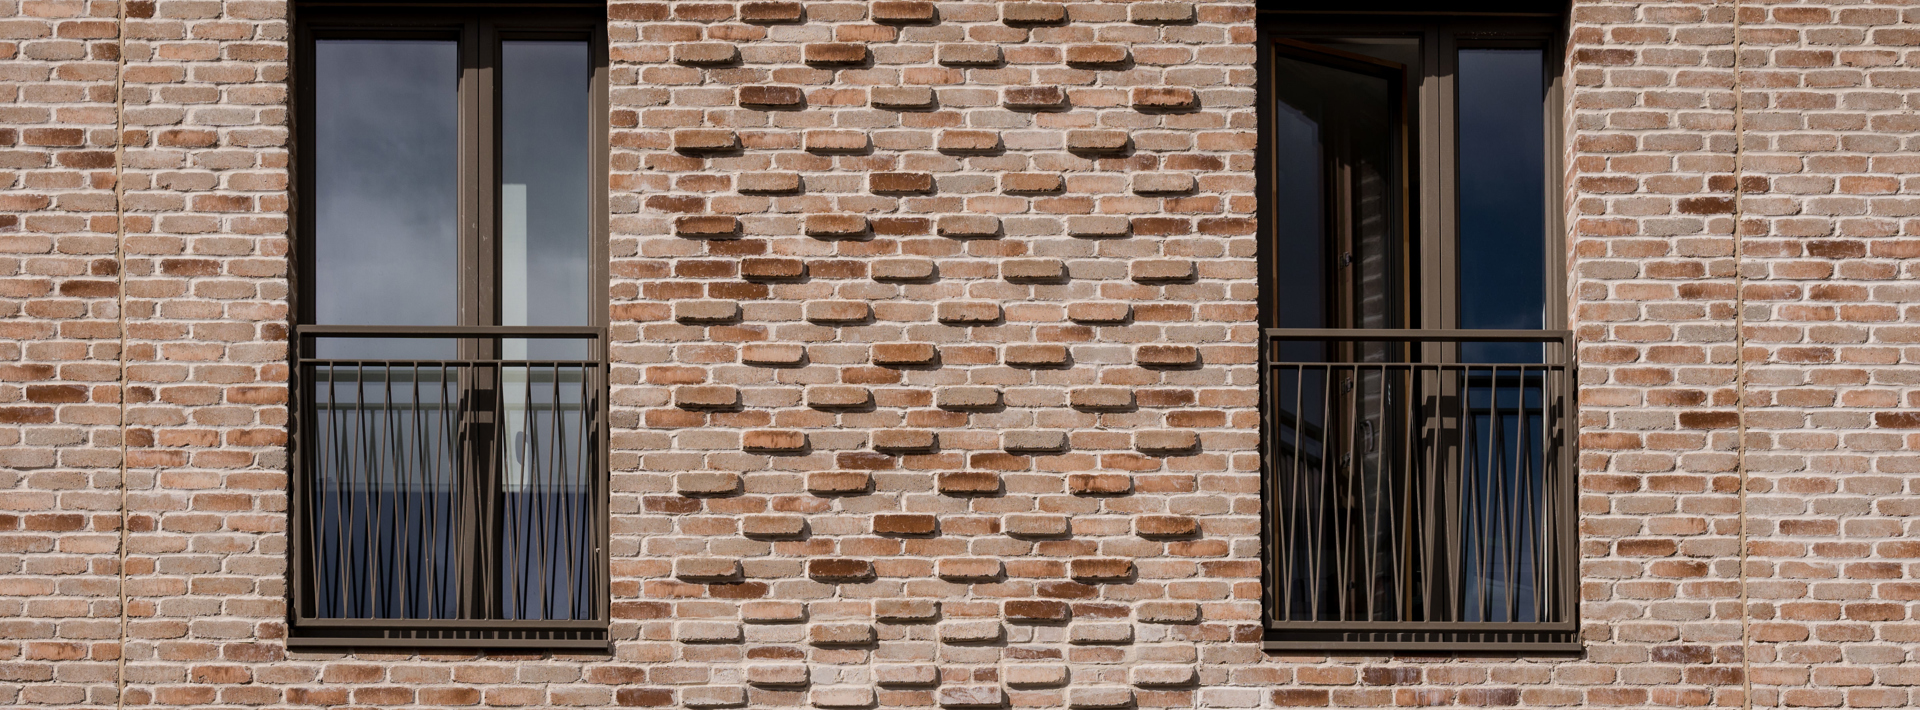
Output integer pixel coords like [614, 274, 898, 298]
[1457, 49, 1547, 362]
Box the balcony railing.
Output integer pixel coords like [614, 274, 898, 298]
[288, 325, 608, 649]
[1261, 329, 1577, 652]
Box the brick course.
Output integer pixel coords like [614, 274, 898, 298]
[8, 0, 1920, 708]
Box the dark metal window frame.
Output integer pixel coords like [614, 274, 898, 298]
[288, 4, 611, 650]
[1257, 10, 1580, 653]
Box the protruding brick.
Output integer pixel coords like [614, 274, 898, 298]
[1003, 86, 1067, 110]
[1001, 2, 1066, 24]
[740, 1, 803, 23]
[939, 619, 1003, 643]
[1137, 344, 1199, 367]
[811, 687, 876, 709]
[738, 172, 802, 194]
[1067, 130, 1130, 154]
[674, 385, 739, 410]
[809, 623, 877, 647]
[875, 664, 940, 687]
[938, 129, 1001, 153]
[1004, 514, 1070, 538]
[938, 214, 1002, 239]
[1005, 599, 1071, 622]
[938, 557, 1005, 582]
[808, 471, 873, 496]
[873, 428, 938, 453]
[1006, 343, 1069, 367]
[872, 85, 936, 109]
[674, 42, 738, 65]
[1129, 2, 1194, 23]
[1003, 430, 1068, 453]
[805, 43, 868, 65]
[743, 343, 807, 366]
[938, 43, 1002, 66]
[938, 301, 1002, 325]
[676, 471, 742, 496]
[937, 386, 1001, 410]
[805, 130, 870, 153]
[1071, 387, 1134, 410]
[1069, 215, 1132, 238]
[938, 686, 1006, 708]
[1131, 259, 1196, 283]
[675, 300, 741, 324]
[1132, 172, 1196, 195]
[1068, 686, 1136, 709]
[875, 598, 941, 622]
[1071, 558, 1136, 582]
[675, 557, 741, 582]
[674, 128, 739, 152]
[1135, 429, 1199, 454]
[807, 558, 875, 582]
[873, 513, 938, 536]
[875, 342, 939, 366]
[742, 514, 808, 538]
[744, 429, 809, 453]
[938, 471, 1001, 495]
[739, 85, 805, 108]
[871, 172, 934, 194]
[1137, 601, 1201, 624]
[742, 257, 806, 280]
[747, 664, 810, 687]
[1136, 514, 1198, 538]
[806, 213, 870, 238]
[873, 257, 936, 281]
[806, 300, 873, 324]
[1133, 87, 1198, 111]
[1132, 665, 1198, 687]
[1003, 172, 1064, 194]
[1066, 44, 1130, 66]
[1069, 473, 1132, 495]
[675, 215, 740, 238]
[1068, 301, 1132, 324]
[806, 385, 871, 410]
[871, 0, 936, 24]
[1002, 258, 1066, 283]
[1006, 664, 1069, 688]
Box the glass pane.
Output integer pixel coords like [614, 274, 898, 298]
[313, 40, 460, 329]
[1458, 49, 1546, 363]
[501, 41, 593, 361]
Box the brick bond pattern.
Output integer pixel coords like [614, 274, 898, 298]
[5, 0, 1920, 708]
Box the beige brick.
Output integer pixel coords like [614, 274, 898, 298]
[1131, 665, 1197, 688]
[742, 514, 808, 538]
[806, 300, 873, 324]
[1004, 514, 1070, 538]
[1002, 430, 1068, 453]
[938, 301, 1003, 325]
[1071, 386, 1134, 410]
[1069, 215, 1132, 238]
[937, 386, 1002, 410]
[806, 130, 871, 153]
[1067, 301, 1132, 324]
[871, 85, 936, 109]
[938, 214, 1002, 239]
[1002, 2, 1066, 24]
[1006, 664, 1070, 687]
[938, 129, 1001, 153]
[674, 557, 741, 582]
[812, 687, 876, 709]
[1001, 258, 1066, 282]
[1130, 259, 1196, 283]
[870, 0, 936, 24]
[806, 213, 870, 238]
[1068, 687, 1136, 709]
[1066, 44, 1130, 66]
[938, 686, 1006, 708]
[937, 43, 1002, 66]
[676, 472, 742, 496]
[874, 664, 940, 687]
[673, 42, 738, 65]
[809, 623, 876, 646]
[742, 343, 807, 366]
[746, 664, 810, 687]
[873, 257, 936, 281]
[737, 171, 803, 193]
[675, 300, 741, 324]
[1132, 172, 1197, 195]
[1134, 429, 1198, 455]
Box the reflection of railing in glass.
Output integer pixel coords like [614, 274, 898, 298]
[1262, 329, 1576, 651]
[292, 326, 606, 648]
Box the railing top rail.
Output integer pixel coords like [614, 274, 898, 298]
[296, 324, 608, 339]
[1263, 328, 1572, 343]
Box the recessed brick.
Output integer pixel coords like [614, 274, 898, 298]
[938, 301, 1002, 325]
[1003, 430, 1068, 453]
[873, 428, 938, 453]
[871, 172, 934, 194]
[738, 85, 805, 108]
[807, 558, 875, 582]
[937, 558, 1005, 582]
[743, 343, 807, 366]
[1132, 87, 1198, 111]
[805, 43, 868, 65]
[1134, 430, 1198, 455]
[676, 471, 742, 496]
[807, 385, 871, 409]
[806, 130, 871, 153]
[875, 599, 940, 622]
[741, 257, 806, 281]
[938, 43, 1002, 66]
[1001, 2, 1066, 24]
[1069, 473, 1132, 495]
[1068, 301, 1132, 324]
[1070, 558, 1135, 582]
[1132, 172, 1196, 195]
[871, 0, 937, 24]
[808, 471, 873, 496]
[742, 514, 808, 538]
[1002, 258, 1066, 283]
[1135, 514, 1198, 538]
[937, 471, 1002, 495]
[1066, 44, 1130, 66]
[675, 384, 739, 410]
[1067, 130, 1130, 154]
[806, 213, 871, 239]
[873, 513, 938, 536]
[675, 215, 740, 238]
[873, 257, 936, 281]
[1003, 172, 1064, 194]
[938, 129, 1001, 153]
[872, 85, 936, 109]
[673, 42, 739, 65]
[1129, 2, 1195, 23]
[874, 342, 939, 366]
[675, 299, 741, 324]
[1137, 344, 1199, 367]
[1131, 259, 1196, 283]
[806, 300, 872, 324]
[740, 0, 803, 22]
[1003, 86, 1067, 110]
[938, 214, 1002, 239]
[674, 128, 739, 152]
[744, 429, 809, 453]
[1006, 343, 1070, 367]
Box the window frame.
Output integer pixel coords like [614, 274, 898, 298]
[1257, 10, 1580, 653]
[287, 3, 611, 650]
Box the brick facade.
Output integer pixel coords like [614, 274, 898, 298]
[7, 0, 1920, 708]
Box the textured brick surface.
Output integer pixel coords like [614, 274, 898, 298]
[10, 1, 1920, 709]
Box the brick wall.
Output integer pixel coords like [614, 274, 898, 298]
[8, 0, 1920, 708]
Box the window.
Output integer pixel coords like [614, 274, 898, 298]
[289, 5, 609, 649]
[1259, 12, 1577, 651]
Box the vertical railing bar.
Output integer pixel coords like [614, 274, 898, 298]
[1316, 362, 1333, 620]
[1287, 361, 1304, 619]
[536, 362, 555, 620]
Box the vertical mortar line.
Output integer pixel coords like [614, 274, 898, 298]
[1728, 1, 1753, 708]
[113, 0, 129, 706]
